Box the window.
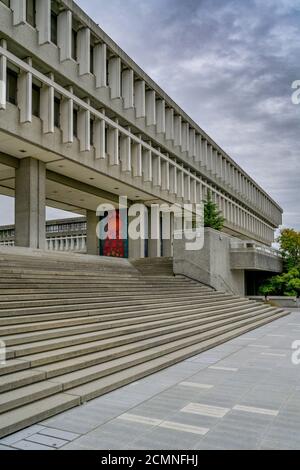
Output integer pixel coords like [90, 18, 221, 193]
[71, 29, 77, 61]
[51, 11, 58, 45]
[6, 69, 18, 105]
[54, 97, 60, 128]
[32, 84, 40, 117]
[90, 46, 94, 74]
[73, 109, 78, 137]
[90, 118, 94, 146]
[26, 0, 36, 27]
[0, 0, 10, 8]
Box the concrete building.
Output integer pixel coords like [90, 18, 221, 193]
[0, 0, 283, 294]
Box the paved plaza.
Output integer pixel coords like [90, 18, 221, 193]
[0, 310, 299, 451]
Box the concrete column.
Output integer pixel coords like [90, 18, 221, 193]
[78, 99, 91, 152]
[177, 169, 185, 199]
[148, 205, 161, 258]
[107, 122, 119, 166]
[120, 134, 132, 172]
[122, 69, 134, 109]
[77, 27, 91, 76]
[60, 90, 73, 144]
[18, 58, 32, 124]
[0, 39, 7, 110]
[15, 158, 46, 250]
[152, 154, 161, 187]
[94, 116, 106, 160]
[174, 115, 182, 148]
[132, 141, 142, 178]
[128, 213, 145, 259]
[161, 160, 170, 192]
[40, 74, 54, 134]
[189, 128, 196, 159]
[36, 0, 51, 45]
[156, 99, 166, 134]
[58, 10, 72, 62]
[86, 210, 99, 256]
[135, 80, 146, 118]
[108, 57, 121, 99]
[162, 211, 174, 257]
[145, 90, 156, 126]
[169, 165, 177, 195]
[182, 123, 189, 153]
[142, 149, 152, 182]
[11, 0, 26, 26]
[165, 108, 174, 141]
[94, 43, 107, 88]
[195, 134, 201, 164]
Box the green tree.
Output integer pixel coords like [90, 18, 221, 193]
[277, 228, 300, 270]
[203, 190, 225, 231]
[259, 228, 300, 298]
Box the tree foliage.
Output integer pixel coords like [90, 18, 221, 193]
[259, 228, 300, 297]
[203, 190, 225, 231]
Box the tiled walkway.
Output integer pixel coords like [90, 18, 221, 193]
[1, 310, 300, 450]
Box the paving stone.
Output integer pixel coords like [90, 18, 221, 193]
[12, 440, 54, 450]
[38, 427, 80, 441]
[0, 425, 45, 445]
[26, 433, 68, 448]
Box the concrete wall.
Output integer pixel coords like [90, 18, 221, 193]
[173, 228, 245, 296]
[249, 296, 300, 309]
[231, 249, 282, 273]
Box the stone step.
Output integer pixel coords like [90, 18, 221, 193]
[0, 292, 235, 318]
[0, 309, 287, 438]
[0, 306, 278, 392]
[0, 303, 269, 374]
[1, 300, 261, 346]
[0, 299, 253, 329]
[0, 294, 241, 319]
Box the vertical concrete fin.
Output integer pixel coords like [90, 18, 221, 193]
[94, 43, 107, 88]
[58, 10, 72, 62]
[36, 0, 51, 45]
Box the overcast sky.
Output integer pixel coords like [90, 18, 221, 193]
[1, 0, 299, 230]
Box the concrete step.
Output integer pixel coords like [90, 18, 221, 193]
[1, 300, 261, 346]
[0, 309, 287, 438]
[0, 292, 236, 318]
[0, 299, 254, 330]
[1, 303, 272, 374]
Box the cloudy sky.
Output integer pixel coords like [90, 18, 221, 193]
[1, 0, 300, 230]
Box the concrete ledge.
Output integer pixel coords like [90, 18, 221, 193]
[230, 249, 282, 273]
[249, 296, 300, 309]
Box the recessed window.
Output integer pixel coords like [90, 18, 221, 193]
[90, 118, 94, 146]
[54, 96, 60, 128]
[0, 0, 10, 8]
[6, 69, 18, 105]
[32, 84, 40, 117]
[73, 109, 78, 137]
[90, 46, 94, 74]
[72, 29, 77, 61]
[26, 0, 36, 27]
[51, 11, 58, 45]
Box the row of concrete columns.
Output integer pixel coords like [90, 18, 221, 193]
[1, 1, 279, 225]
[13, 157, 174, 257]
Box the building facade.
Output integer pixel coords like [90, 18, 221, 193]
[0, 0, 283, 287]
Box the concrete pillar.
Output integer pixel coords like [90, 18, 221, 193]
[60, 91, 73, 144]
[18, 58, 32, 124]
[36, 0, 51, 45]
[169, 165, 177, 195]
[11, 0, 26, 26]
[78, 99, 91, 152]
[15, 158, 46, 250]
[174, 115, 182, 147]
[86, 210, 99, 256]
[161, 160, 170, 192]
[162, 211, 174, 257]
[148, 205, 161, 258]
[58, 10, 72, 62]
[165, 108, 174, 141]
[132, 141, 142, 177]
[142, 149, 152, 182]
[135, 80, 146, 118]
[189, 129, 196, 159]
[0, 39, 7, 110]
[122, 69, 134, 109]
[156, 99, 166, 134]
[40, 74, 54, 134]
[152, 154, 161, 187]
[182, 123, 189, 153]
[77, 27, 90, 76]
[145, 90, 156, 126]
[94, 43, 107, 88]
[120, 134, 131, 172]
[94, 116, 106, 160]
[128, 214, 145, 259]
[107, 121, 119, 166]
[108, 57, 121, 99]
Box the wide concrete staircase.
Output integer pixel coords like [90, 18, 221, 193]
[0, 249, 289, 438]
